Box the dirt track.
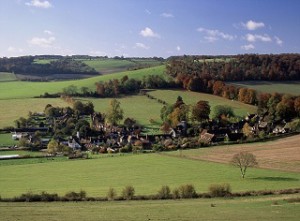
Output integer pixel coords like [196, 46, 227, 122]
[188, 135, 300, 172]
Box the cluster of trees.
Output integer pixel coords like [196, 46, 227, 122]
[160, 96, 211, 128]
[0, 56, 98, 76]
[95, 75, 176, 98]
[166, 54, 300, 82]
[258, 92, 300, 122]
[58, 75, 177, 98]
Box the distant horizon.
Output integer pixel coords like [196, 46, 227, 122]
[2, 52, 300, 59]
[1, 0, 299, 58]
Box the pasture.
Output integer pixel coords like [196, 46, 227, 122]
[83, 58, 163, 74]
[229, 81, 300, 95]
[0, 89, 256, 129]
[0, 194, 299, 221]
[0, 98, 68, 128]
[78, 95, 163, 130]
[0, 153, 299, 198]
[148, 89, 257, 117]
[0, 133, 18, 146]
[0, 65, 165, 99]
[0, 72, 17, 82]
[34, 58, 163, 74]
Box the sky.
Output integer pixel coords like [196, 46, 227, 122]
[0, 0, 299, 58]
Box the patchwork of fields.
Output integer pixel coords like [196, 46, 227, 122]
[0, 65, 165, 99]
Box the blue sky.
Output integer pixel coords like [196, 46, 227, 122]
[0, 0, 299, 58]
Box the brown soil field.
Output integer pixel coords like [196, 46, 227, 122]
[180, 135, 300, 173]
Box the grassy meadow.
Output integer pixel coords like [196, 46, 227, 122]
[0, 153, 299, 198]
[148, 89, 257, 117]
[1, 194, 299, 221]
[0, 65, 165, 99]
[79, 95, 163, 129]
[0, 89, 256, 129]
[0, 72, 17, 82]
[0, 98, 68, 128]
[229, 81, 300, 95]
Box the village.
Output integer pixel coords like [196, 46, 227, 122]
[8, 98, 293, 159]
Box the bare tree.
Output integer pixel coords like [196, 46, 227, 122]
[231, 152, 258, 178]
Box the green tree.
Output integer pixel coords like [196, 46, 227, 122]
[212, 105, 235, 119]
[191, 100, 210, 122]
[106, 99, 124, 125]
[47, 140, 59, 155]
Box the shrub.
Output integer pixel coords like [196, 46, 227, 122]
[209, 183, 232, 197]
[64, 190, 87, 201]
[122, 185, 135, 200]
[107, 187, 117, 201]
[178, 184, 197, 198]
[172, 188, 180, 199]
[157, 185, 171, 199]
[40, 191, 60, 202]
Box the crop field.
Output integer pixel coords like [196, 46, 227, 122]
[0, 194, 299, 221]
[0, 72, 17, 82]
[0, 153, 299, 198]
[0, 98, 68, 128]
[0, 65, 165, 99]
[164, 134, 300, 173]
[148, 89, 257, 117]
[229, 81, 300, 95]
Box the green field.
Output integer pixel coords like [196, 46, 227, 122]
[33, 58, 163, 74]
[79, 95, 163, 130]
[83, 58, 163, 73]
[0, 194, 299, 221]
[229, 81, 300, 95]
[0, 153, 299, 198]
[0, 65, 165, 99]
[148, 89, 257, 117]
[0, 72, 17, 82]
[0, 88, 256, 129]
[0, 133, 18, 146]
[0, 98, 68, 128]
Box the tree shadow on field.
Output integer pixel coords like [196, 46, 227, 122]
[252, 177, 299, 181]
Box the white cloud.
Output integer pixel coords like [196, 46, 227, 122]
[197, 27, 235, 42]
[241, 44, 255, 50]
[242, 20, 265, 31]
[145, 9, 151, 15]
[25, 0, 52, 8]
[44, 30, 53, 35]
[29, 36, 55, 48]
[176, 46, 181, 51]
[161, 12, 174, 18]
[245, 34, 272, 42]
[274, 36, 283, 46]
[135, 43, 150, 50]
[140, 27, 160, 38]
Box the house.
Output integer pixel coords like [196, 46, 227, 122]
[68, 138, 81, 150]
[200, 130, 215, 143]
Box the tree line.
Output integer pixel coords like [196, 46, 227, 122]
[165, 54, 300, 122]
[166, 54, 300, 82]
[0, 56, 98, 76]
